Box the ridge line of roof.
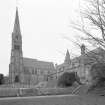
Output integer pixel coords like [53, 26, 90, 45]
[23, 57, 54, 64]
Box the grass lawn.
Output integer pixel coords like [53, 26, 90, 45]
[0, 94, 104, 105]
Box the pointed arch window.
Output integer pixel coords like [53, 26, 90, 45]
[35, 68, 37, 75]
[16, 36, 19, 40]
[14, 45, 20, 50]
[15, 75, 19, 83]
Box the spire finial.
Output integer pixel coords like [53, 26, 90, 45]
[16, 0, 19, 9]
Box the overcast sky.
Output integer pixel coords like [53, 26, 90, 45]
[0, 0, 82, 75]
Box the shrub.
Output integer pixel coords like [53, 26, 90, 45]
[88, 63, 105, 91]
[57, 72, 81, 88]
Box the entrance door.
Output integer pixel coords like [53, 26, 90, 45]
[15, 75, 19, 83]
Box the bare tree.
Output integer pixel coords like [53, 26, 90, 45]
[65, 0, 105, 65]
[70, 0, 105, 90]
[71, 0, 105, 48]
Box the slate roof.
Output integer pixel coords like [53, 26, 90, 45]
[23, 57, 55, 70]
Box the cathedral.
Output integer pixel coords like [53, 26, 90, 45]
[9, 7, 105, 86]
[9, 8, 55, 85]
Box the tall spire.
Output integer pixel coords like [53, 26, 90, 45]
[64, 49, 71, 65]
[13, 7, 21, 35]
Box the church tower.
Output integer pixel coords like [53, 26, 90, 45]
[64, 50, 71, 65]
[9, 8, 23, 84]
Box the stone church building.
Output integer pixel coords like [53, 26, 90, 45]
[56, 45, 105, 83]
[9, 8, 55, 85]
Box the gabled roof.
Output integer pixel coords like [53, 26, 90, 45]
[71, 47, 105, 65]
[57, 47, 105, 70]
[23, 57, 55, 70]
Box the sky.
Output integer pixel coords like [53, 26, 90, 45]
[0, 0, 82, 76]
